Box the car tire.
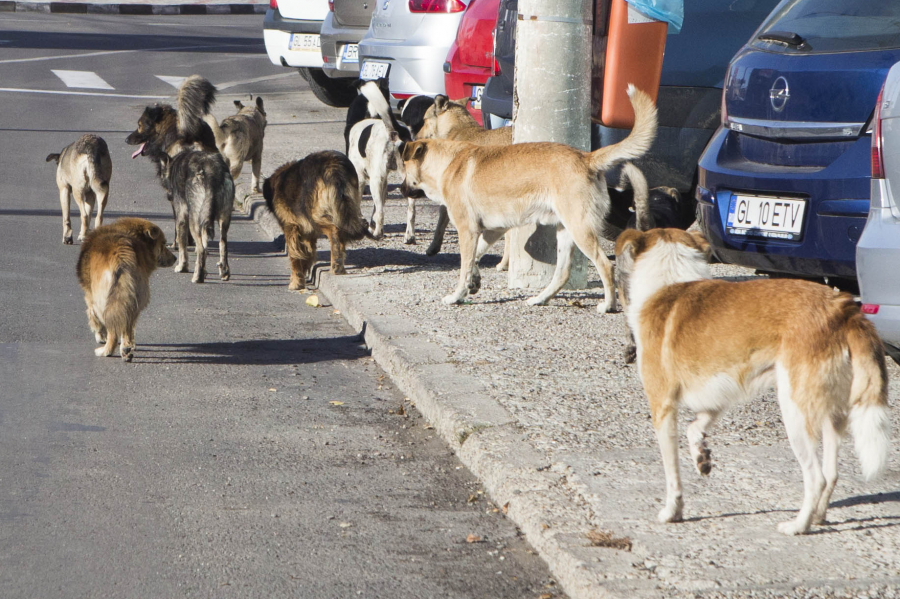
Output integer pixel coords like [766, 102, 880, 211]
[299, 67, 357, 107]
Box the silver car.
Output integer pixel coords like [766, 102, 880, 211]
[857, 60, 900, 365]
[358, 0, 471, 104]
[320, 0, 375, 80]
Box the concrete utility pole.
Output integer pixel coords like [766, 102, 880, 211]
[509, 0, 593, 290]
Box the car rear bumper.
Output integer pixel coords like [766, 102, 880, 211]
[263, 9, 323, 68]
[320, 12, 366, 78]
[697, 127, 871, 279]
[359, 34, 456, 97]
[444, 42, 489, 125]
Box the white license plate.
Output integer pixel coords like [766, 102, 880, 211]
[470, 85, 484, 110]
[360, 61, 389, 80]
[726, 195, 806, 241]
[341, 44, 359, 63]
[289, 33, 320, 52]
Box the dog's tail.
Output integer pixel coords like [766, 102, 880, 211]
[88, 137, 111, 192]
[95, 263, 139, 347]
[177, 75, 217, 140]
[618, 163, 652, 231]
[203, 114, 227, 150]
[359, 80, 395, 135]
[846, 311, 891, 480]
[46, 153, 61, 164]
[262, 176, 275, 212]
[589, 85, 658, 172]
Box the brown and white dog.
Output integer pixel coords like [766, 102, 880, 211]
[614, 228, 891, 535]
[398, 85, 657, 312]
[204, 96, 267, 193]
[76, 218, 176, 362]
[47, 134, 112, 244]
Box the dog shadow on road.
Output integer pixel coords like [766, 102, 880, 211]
[138, 336, 368, 365]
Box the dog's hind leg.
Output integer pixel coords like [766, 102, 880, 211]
[285, 226, 308, 290]
[60, 185, 74, 244]
[567, 223, 617, 313]
[526, 226, 576, 307]
[470, 229, 505, 295]
[191, 222, 209, 284]
[496, 233, 510, 272]
[86, 302, 106, 344]
[94, 323, 118, 357]
[442, 211, 478, 305]
[217, 212, 231, 281]
[686, 411, 718, 476]
[120, 324, 136, 363]
[426, 206, 450, 256]
[327, 229, 347, 275]
[404, 195, 417, 244]
[92, 180, 109, 230]
[776, 365, 825, 535]
[73, 188, 91, 242]
[369, 171, 388, 240]
[812, 415, 843, 525]
[174, 217, 190, 273]
[251, 152, 262, 194]
[654, 407, 685, 523]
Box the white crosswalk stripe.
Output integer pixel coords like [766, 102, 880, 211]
[156, 75, 186, 88]
[51, 70, 114, 90]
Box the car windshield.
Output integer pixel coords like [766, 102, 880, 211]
[751, 0, 900, 53]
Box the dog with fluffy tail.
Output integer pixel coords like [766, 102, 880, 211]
[615, 227, 891, 535]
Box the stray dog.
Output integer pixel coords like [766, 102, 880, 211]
[399, 85, 657, 312]
[47, 134, 112, 244]
[150, 149, 235, 283]
[397, 94, 436, 139]
[77, 217, 176, 361]
[263, 151, 372, 290]
[344, 79, 411, 153]
[204, 96, 267, 192]
[615, 227, 890, 535]
[126, 75, 218, 158]
[416, 94, 514, 266]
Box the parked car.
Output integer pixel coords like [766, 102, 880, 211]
[482, 0, 780, 207]
[320, 0, 375, 81]
[697, 0, 900, 285]
[443, 0, 500, 126]
[264, 0, 357, 106]
[857, 61, 900, 365]
[357, 0, 472, 106]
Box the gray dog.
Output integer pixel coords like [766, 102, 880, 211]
[151, 149, 234, 283]
[205, 97, 267, 193]
[46, 134, 112, 244]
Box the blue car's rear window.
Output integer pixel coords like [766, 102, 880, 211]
[752, 0, 900, 53]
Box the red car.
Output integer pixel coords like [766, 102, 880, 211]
[442, 0, 500, 126]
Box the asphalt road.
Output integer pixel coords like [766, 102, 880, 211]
[0, 14, 558, 598]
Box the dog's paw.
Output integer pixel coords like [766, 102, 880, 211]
[94, 332, 107, 344]
[425, 243, 441, 257]
[121, 346, 134, 362]
[174, 262, 188, 274]
[403, 235, 416, 245]
[288, 281, 304, 291]
[192, 270, 205, 284]
[369, 228, 384, 241]
[777, 519, 809, 536]
[467, 271, 482, 295]
[332, 266, 347, 275]
[63, 236, 74, 245]
[657, 503, 683, 524]
[442, 293, 465, 305]
[218, 262, 230, 281]
[597, 297, 617, 314]
[695, 447, 713, 476]
[95, 346, 112, 357]
[624, 344, 637, 364]
[526, 296, 548, 307]
[496, 262, 508, 272]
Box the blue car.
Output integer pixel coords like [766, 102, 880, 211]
[697, 0, 900, 284]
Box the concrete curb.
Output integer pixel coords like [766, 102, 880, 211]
[243, 197, 284, 247]
[0, 1, 267, 13]
[247, 202, 643, 599]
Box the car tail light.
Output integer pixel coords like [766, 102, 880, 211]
[872, 86, 886, 180]
[492, 57, 500, 77]
[409, 0, 466, 13]
[862, 304, 880, 315]
[328, 0, 334, 9]
[269, 0, 277, 8]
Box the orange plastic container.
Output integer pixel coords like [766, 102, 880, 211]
[591, 0, 667, 128]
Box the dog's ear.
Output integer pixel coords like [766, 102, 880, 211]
[389, 130, 400, 143]
[46, 153, 61, 164]
[432, 95, 450, 115]
[145, 224, 163, 240]
[234, 100, 244, 110]
[450, 97, 469, 108]
[396, 98, 407, 113]
[615, 229, 643, 262]
[401, 141, 427, 162]
[255, 96, 265, 112]
[688, 231, 712, 261]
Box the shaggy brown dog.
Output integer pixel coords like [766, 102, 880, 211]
[263, 151, 372, 290]
[76, 218, 176, 362]
[47, 134, 112, 244]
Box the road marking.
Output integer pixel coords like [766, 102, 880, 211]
[52, 70, 114, 90]
[0, 44, 253, 65]
[0, 88, 166, 100]
[156, 75, 187, 88]
[216, 73, 297, 90]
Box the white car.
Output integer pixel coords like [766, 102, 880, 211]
[263, 0, 357, 106]
[857, 60, 900, 365]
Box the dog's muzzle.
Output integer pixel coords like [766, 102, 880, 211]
[400, 181, 426, 199]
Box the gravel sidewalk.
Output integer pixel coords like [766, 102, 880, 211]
[244, 88, 900, 599]
[3, 0, 266, 14]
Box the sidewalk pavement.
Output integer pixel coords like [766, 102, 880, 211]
[238, 87, 900, 599]
[2, 0, 267, 14]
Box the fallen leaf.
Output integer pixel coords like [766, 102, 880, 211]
[329, 401, 344, 406]
[339, 522, 352, 528]
[502, 502, 509, 515]
[306, 295, 320, 307]
[268, 388, 277, 392]
[567, 299, 586, 308]
[467, 494, 479, 504]
[586, 529, 632, 551]
[466, 534, 483, 543]
[541, 523, 550, 530]
[332, 309, 341, 315]
[396, 404, 406, 417]
[540, 594, 554, 599]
